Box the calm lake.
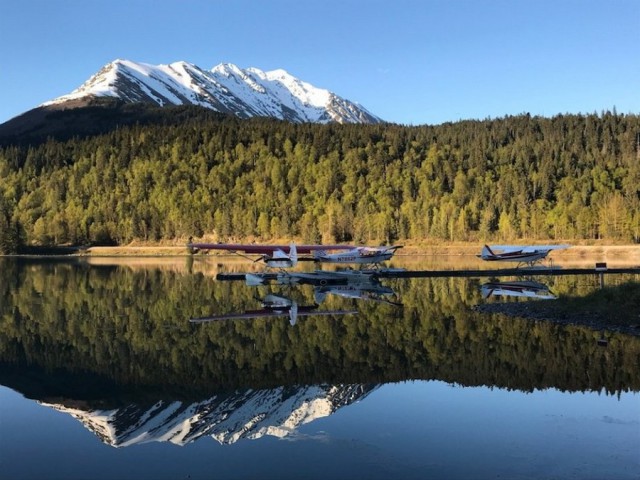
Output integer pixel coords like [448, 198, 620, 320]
[0, 257, 638, 480]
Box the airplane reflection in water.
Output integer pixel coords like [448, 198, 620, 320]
[312, 278, 403, 306]
[247, 269, 403, 306]
[481, 279, 556, 300]
[190, 294, 358, 326]
[192, 270, 402, 325]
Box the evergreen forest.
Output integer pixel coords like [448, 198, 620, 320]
[1, 107, 639, 253]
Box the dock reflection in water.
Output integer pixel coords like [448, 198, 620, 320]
[0, 258, 638, 480]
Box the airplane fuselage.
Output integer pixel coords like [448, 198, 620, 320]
[320, 253, 394, 264]
[314, 248, 396, 265]
[477, 244, 569, 267]
[481, 251, 548, 263]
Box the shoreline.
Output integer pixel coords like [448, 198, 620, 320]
[4, 244, 639, 338]
[5, 243, 640, 261]
[474, 301, 640, 338]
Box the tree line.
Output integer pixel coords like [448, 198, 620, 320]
[0, 108, 639, 252]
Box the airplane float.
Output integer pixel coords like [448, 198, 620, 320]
[187, 242, 402, 268]
[189, 294, 357, 326]
[478, 244, 570, 268]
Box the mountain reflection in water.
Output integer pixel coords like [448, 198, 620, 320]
[0, 258, 639, 450]
[38, 382, 378, 447]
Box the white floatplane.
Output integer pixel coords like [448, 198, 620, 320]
[478, 244, 570, 268]
[188, 242, 402, 268]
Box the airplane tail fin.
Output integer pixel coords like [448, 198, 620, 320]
[480, 245, 495, 260]
[289, 243, 298, 267]
[268, 244, 297, 268]
[245, 273, 266, 286]
[314, 290, 328, 304]
[313, 250, 327, 260]
[289, 302, 298, 326]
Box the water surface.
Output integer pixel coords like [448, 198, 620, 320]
[0, 258, 638, 479]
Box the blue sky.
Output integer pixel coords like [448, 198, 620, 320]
[1, 0, 638, 125]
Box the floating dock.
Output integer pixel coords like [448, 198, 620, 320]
[375, 266, 640, 278]
[217, 266, 640, 282]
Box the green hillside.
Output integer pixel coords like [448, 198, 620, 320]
[1, 106, 639, 252]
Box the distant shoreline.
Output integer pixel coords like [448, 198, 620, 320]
[5, 243, 640, 260]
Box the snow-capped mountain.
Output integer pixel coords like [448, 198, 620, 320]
[41, 383, 378, 447]
[42, 59, 383, 124]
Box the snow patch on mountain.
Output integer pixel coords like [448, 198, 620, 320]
[41, 59, 382, 124]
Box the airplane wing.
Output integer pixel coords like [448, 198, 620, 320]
[187, 243, 354, 255]
[488, 245, 526, 253]
[190, 310, 287, 322]
[489, 244, 570, 253]
[360, 245, 403, 253]
[245, 271, 357, 286]
[315, 285, 402, 305]
[520, 244, 570, 253]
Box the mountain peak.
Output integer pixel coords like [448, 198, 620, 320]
[41, 59, 383, 124]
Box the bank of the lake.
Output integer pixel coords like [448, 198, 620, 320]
[475, 280, 640, 337]
[16, 242, 640, 262]
[4, 243, 639, 337]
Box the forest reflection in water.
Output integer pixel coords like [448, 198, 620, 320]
[1, 257, 638, 398]
[1, 257, 639, 480]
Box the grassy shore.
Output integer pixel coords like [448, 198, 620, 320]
[65, 242, 640, 262]
[475, 281, 640, 337]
